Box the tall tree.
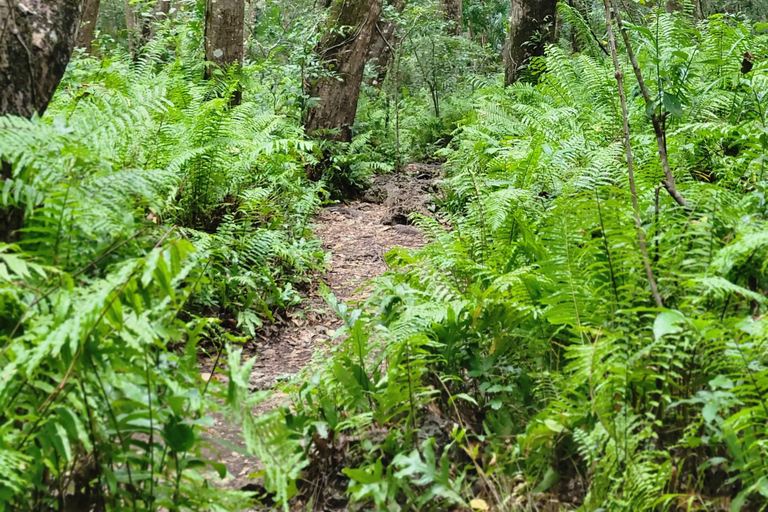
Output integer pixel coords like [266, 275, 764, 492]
[366, 0, 405, 83]
[502, 0, 557, 86]
[204, 0, 245, 103]
[123, 0, 137, 55]
[0, 0, 84, 242]
[305, 0, 382, 142]
[441, 0, 462, 35]
[77, 0, 101, 52]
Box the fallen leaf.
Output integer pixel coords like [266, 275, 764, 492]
[470, 498, 489, 510]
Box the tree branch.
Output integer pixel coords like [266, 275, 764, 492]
[611, 1, 689, 209]
[603, 0, 664, 308]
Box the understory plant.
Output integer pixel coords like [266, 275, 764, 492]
[0, 20, 325, 510]
[285, 10, 768, 511]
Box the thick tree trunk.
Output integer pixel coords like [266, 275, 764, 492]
[366, 0, 404, 84]
[0, 0, 83, 242]
[0, 162, 22, 243]
[77, 0, 100, 52]
[157, 0, 172, 15]
[204, 0, 245, 103]
[305, 0, 382, 142]
[502, 0, 557, 86]
[441, 0, 462, 35]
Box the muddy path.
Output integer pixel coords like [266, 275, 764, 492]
[198, 164, 438, 492]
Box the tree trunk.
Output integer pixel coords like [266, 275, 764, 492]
[693, 0, 704, 19]
[366, 0, 404, 84]
[441, 0, 462, 36]
[157, 0, 172, 15]
[77, 0, 100, 52]
[502, 0, 557, 86]
[0, 0, 83, 242]
[204, 0, 245, 103]
[305, 0, 382, 142]
[123, 0, 136, 55]
[146, 0, 171, 39]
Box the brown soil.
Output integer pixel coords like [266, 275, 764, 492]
[198, 165, 434, 501]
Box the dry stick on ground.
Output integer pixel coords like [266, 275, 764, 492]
[602, 0, 664, 308]
[611, 0, 689, 209]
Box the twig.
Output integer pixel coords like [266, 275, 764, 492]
[611, 1, 689, 209]
[87, 350, 137, 511]
[144, 346, 156, 511]
[603, 0, 664, 308]
[35, 269, 135, 414]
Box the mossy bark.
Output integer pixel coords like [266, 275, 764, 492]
[305, 0, 382, 143]
[442, 0, 462, 35]
[0, 0, 83, 117]
[502, 0, 557, 86]
[366, 0, 404, 83]
[149, 0, 171, 38]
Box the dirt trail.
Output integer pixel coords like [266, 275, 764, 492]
[199, 165, 437, 491]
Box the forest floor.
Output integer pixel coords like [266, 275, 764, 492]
[198, 164, 439, 497]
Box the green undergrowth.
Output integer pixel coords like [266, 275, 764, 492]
[265, 11, 768, 512]
[0, 21, 343, 510]
[0, 3, 408, 509]
[3, 2, 768, 512]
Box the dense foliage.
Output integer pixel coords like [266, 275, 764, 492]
[0, 10, 324, 509]
[288, 8, 768, 512]
[2, 0, 768, 511]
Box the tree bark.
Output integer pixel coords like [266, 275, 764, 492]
[76, 0, 100, 52]
[305, 0, 382, 142]
[204, 0, 245, 103]
[693, 0, 704, 19]
[441, 0, 462, 36]
[157, 0, 171, 15]
[502, 0, 557, 86]
[0, 0, 83, 242]
[366, 0, 404, 84]
[150, 0, 171, 37]
[602, 0, 664, 308]
[123, 0, 136, 55]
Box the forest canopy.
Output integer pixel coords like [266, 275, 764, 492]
[1, 0, 768, 510]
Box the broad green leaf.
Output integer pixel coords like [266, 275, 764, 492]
[544, 419, 564, 433]
[702, 401, 719, 424]
[654, 310, 686, 340]
[663, 92, 683, 117]
[532, 467, 559, 495]
[163, 420, 195, 453]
